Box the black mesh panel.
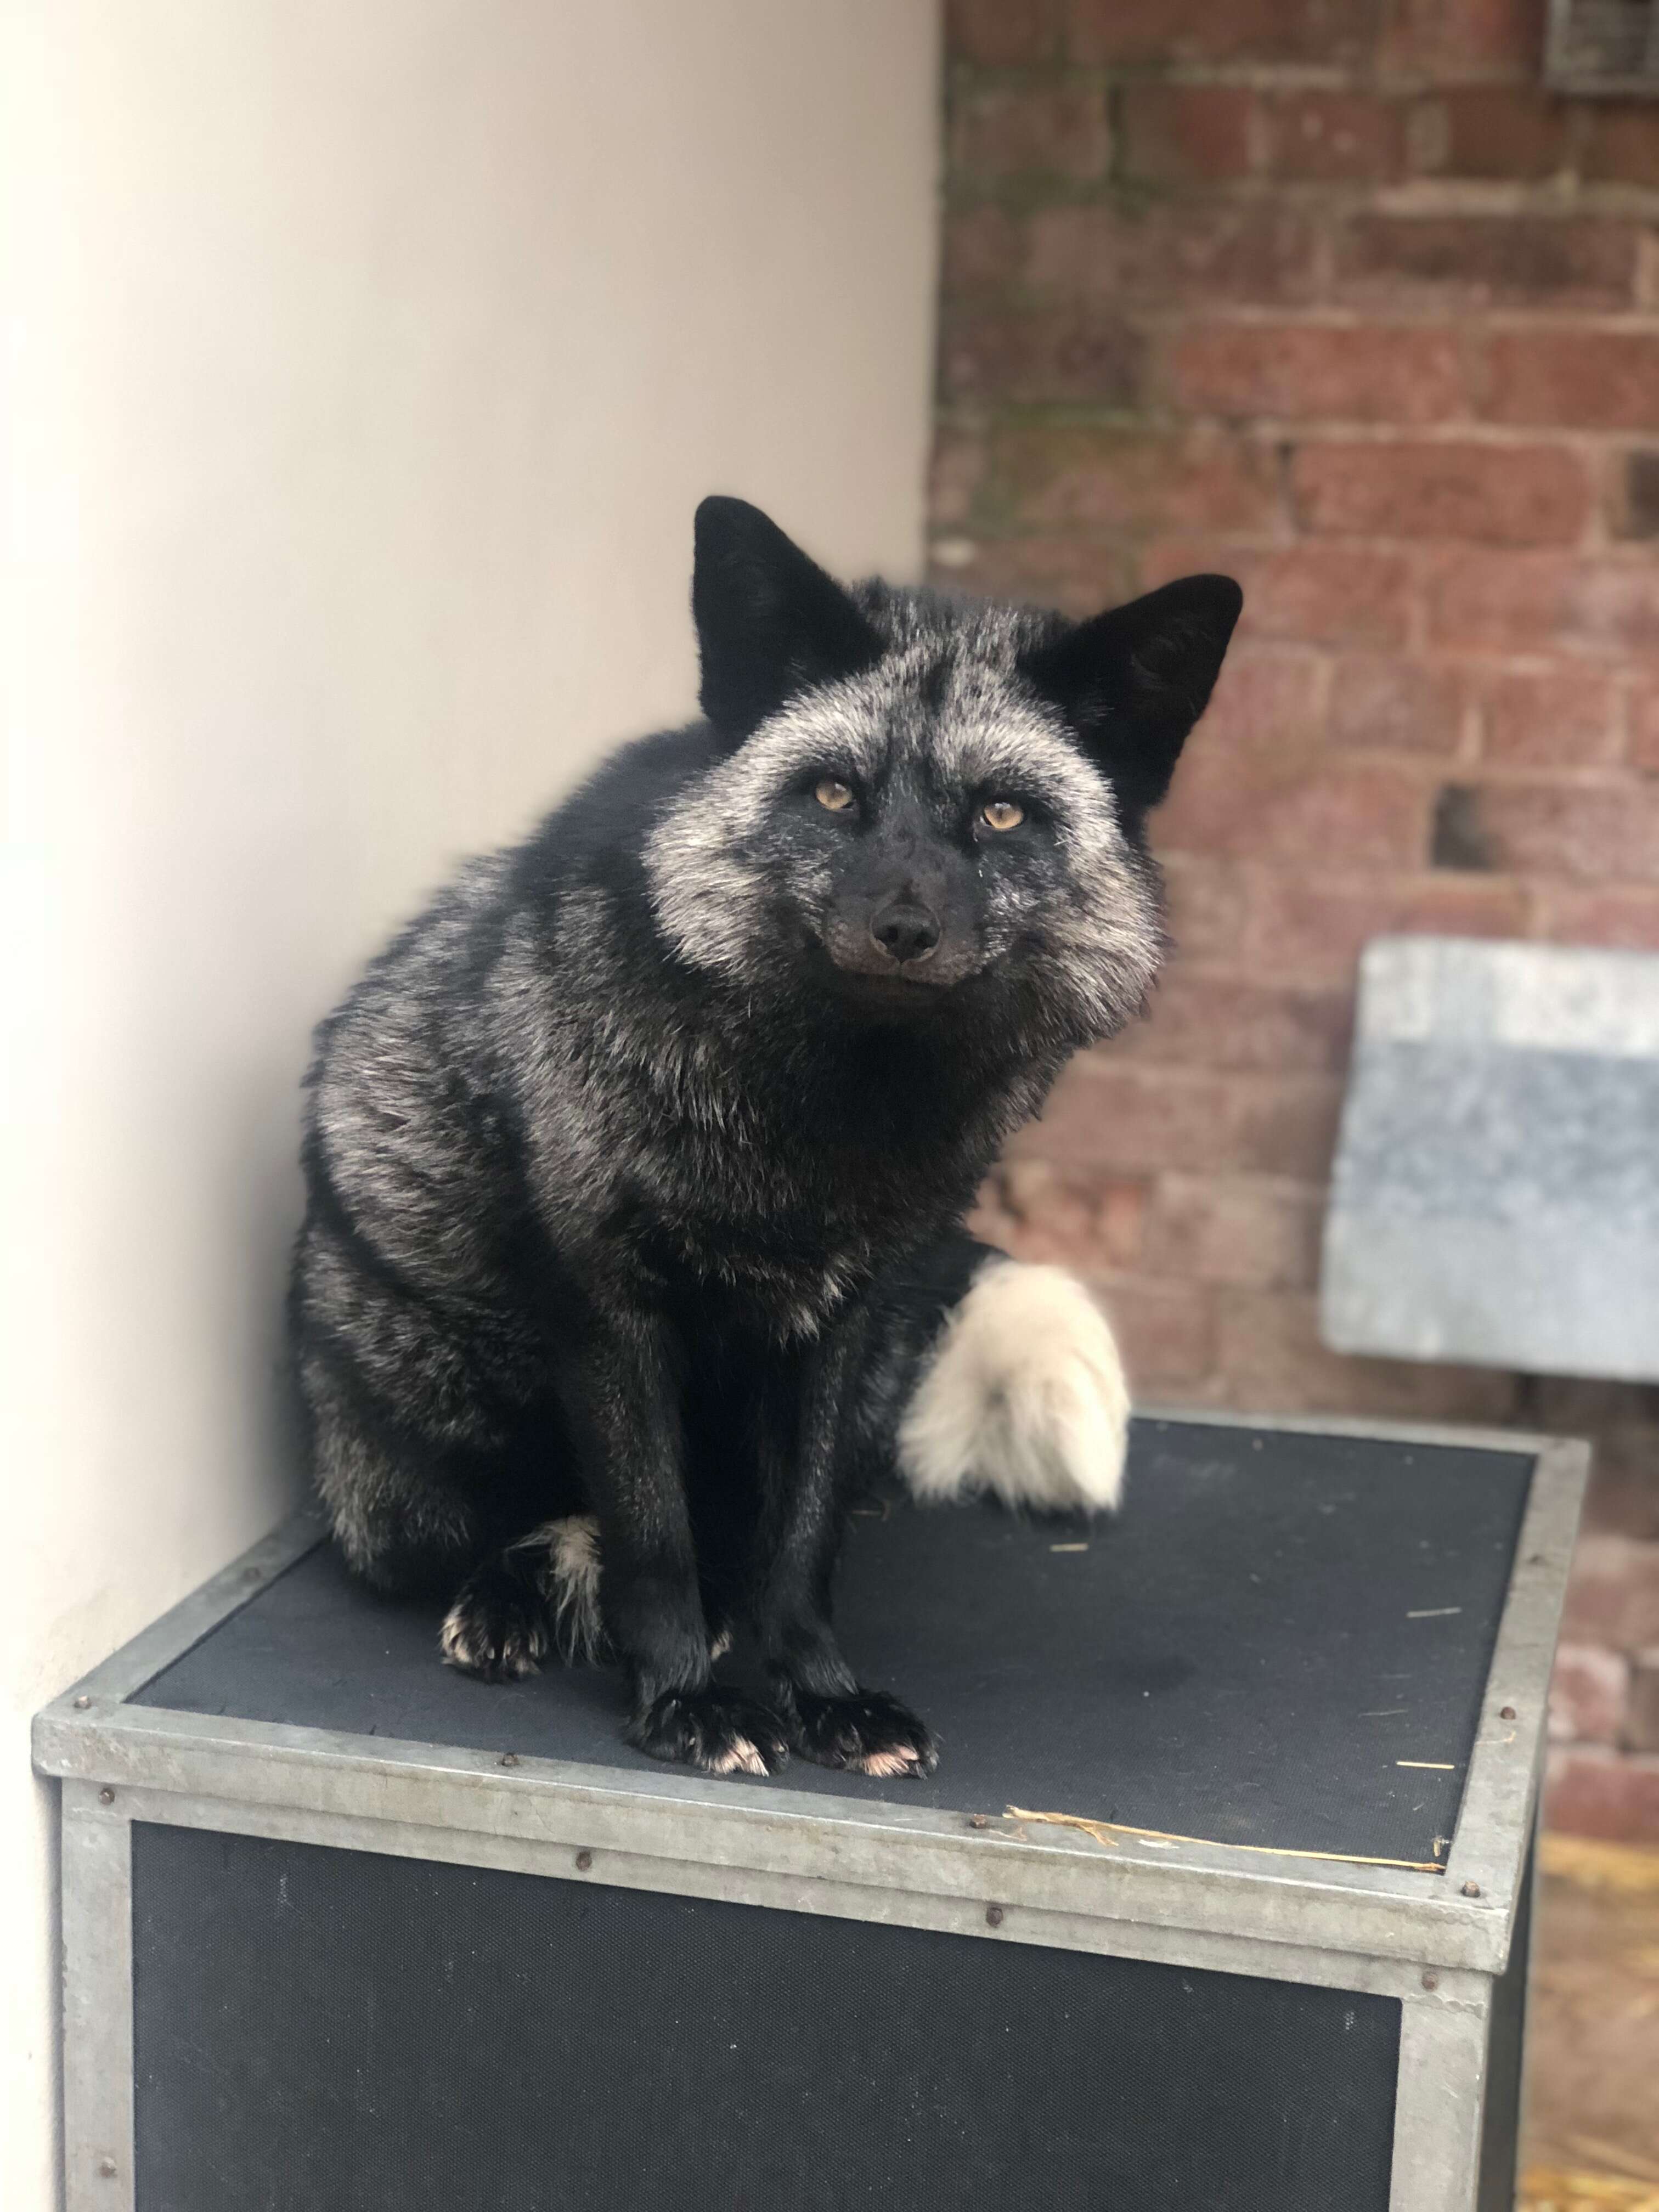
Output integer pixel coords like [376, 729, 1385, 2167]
[133, 1822, 1400, 2212]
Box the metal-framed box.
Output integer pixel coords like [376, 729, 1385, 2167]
[36, 1412, 1587, 2212]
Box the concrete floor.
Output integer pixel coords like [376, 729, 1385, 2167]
[1519, 1837, 1659, 2212]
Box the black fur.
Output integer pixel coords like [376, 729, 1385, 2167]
[289, 496, 1239, 1776]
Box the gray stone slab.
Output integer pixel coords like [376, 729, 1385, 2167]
[1321, 936, 1659, 1383]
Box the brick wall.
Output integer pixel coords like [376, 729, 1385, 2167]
[933, 0, 1659, 1835]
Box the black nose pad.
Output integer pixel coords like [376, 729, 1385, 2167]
[870, 896, 942, 966]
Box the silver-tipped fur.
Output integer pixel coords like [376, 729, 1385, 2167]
[897, 1259, 1130, 1514]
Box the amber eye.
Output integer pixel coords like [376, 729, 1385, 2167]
[981, 799, 1024, 832]
[815, 778, 855, 813]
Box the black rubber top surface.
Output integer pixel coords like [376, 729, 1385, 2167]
[137, 1419, 1533, 1866]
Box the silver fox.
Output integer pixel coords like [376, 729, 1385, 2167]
[289, 496, 1240, 1777]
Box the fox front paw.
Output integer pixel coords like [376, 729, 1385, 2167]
[787, 1688, 938, 1779]
[439, 1564, 550, 1682]
[625, 1685, 791, 1778]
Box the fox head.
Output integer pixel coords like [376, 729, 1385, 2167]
[645, 496, 1240, 1045]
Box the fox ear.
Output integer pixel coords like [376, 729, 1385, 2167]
[1019, 575, 1243, 814]
[693, 496, 882, 742]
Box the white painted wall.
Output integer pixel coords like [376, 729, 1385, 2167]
[0, 2, 939, 2195]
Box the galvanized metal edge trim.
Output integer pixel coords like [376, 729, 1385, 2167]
[40, 1508, 329, 1717]
[1443, 1439, 1590, 1946]
[35, 1421, 1579, 1983]
[112, 1779, 1496, 2008]
[37, 1703, 1514, 1973]
[1390, 1989, 1492, 2212]
[61, 1783, 136, 2212]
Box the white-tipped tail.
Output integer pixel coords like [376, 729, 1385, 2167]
[898, 1260, 1130, 1514]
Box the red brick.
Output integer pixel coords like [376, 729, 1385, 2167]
[1562, 567, 1659, 656]
[1262, 91, 1406, 181]
[1479, 668, 1619, 766]
[1248, 873, 1530, 984]
[1006, 1061, 1239, 1173]
[1582, 1430, 1659, 1541]
[1383, 0, 1548, 77]
[1562, 1536, 1659, 1652]
[1541, 885, 1659, 952]
[1027, 201, 1321, 306]
[1482, 331, 1659, 432]
[1141, 1174, 1326, 1289]
[1581, 103, 1659, 192]
[1329, 656, 1468, 756]
[1525, 1378, 1659, 1431]
[1143, 541, 1415, 647]
[1088, 1274, 1219, 1388]
[1549, 1645, 1632, 1745]
[946, 0, 1063, 64]
[1631, 689, 1659, 773]
[985, 421, 1283, 537]
[1004, 1063, 1342, 1178]
[1114, 971, 1354, 1072]
[1196, 651, 1327, 749]
[943, 206, 1022, 291]
[1229, 1074, 1346, 1178]
[1630, 1652, 1659, 1754]
[1069, 0, 1382, 65]
[951, 84, 1112, 183]
[1545, 1747, 1659, 1844]
[1170, 323, 1465, 426]
[1615, 450, 1659, 544]
[940, 303, 1147, 404]
[1335, 216, 1639, 310]
[1161, 856, 1250, 965]
[1440, 780, 1659, 883]
[1214, 1288, 1520, 1420]
[1294, 439, 1590, 546]
[927, 535, 1138, 620]
[1425, 86, 1573, 179]
[1118, 83, 1256, 185]
[984, 1160, 1147, 1272]
[928, 423, 986, 531]
[1426, 551, 1659, 654]
[1160, 741, 1432, 868]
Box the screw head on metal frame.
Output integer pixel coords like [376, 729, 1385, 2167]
[74, 1694, 91, 1709]
[98, 1787, 115, 1806]
[1462, 1881, 1481, 1898]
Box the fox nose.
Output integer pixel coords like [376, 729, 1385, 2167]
[870, 896, 941, 966]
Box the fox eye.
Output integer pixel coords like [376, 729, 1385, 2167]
[981, 799, 1024, 832]
[815, 778, 855, 813]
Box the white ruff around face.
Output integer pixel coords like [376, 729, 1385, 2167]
[898, 1259, 1131, 1514]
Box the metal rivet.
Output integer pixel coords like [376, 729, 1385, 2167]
[1499, 1706, 1516, 1721]
[575, 1850, 593, 1872]
[74, 1695, 91, 1709]
[969, 1814, 990, 1831]
[498, 1753, 519, 1768]
[98, 2158, 117, 2180]
[985, 1905, 1004, 1928]
[98, 1787, 115, 1806]
[1420, 1971, 1438, 1991]
[1462, 1881, 1481, 1898]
